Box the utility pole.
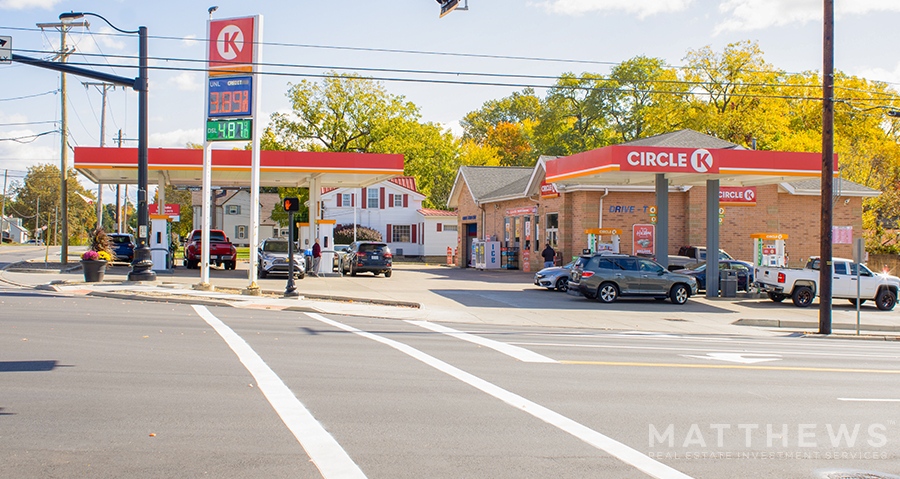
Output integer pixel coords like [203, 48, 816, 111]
[1, 169, 7, 242]
[820, 0, 834, 334]
[85, 82, 115, 230]
[37, 17, 87, 264]
[35, 196, 40, 242]
[116, 129, 122, 233]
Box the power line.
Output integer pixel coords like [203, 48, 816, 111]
[0, 131, 57, 143]
[0, 89, 58, 102]
[0, 120, 59, 126]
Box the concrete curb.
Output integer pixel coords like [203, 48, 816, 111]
[734, 318, 900, 333]
[801, 333, 900, 341]
[263, 291, 420, 309]
[87, 291, 239, 308]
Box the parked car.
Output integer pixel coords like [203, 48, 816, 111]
[332, 244, 350, 270]
[666, 246, 735, 271]
[675, 260, 754, 292]
[755, 257, 898, 310]
[183, 229, 237, 270]
[25, 239, 44, 245]
[257, 238, 305, 279]
[340, 242, 392, 277]
[568, 253, 698, 304]
[534, 257, 589, 292]
[108, 233, 136, 262]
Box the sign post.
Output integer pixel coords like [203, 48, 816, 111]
[283, 197, 300, 297]
[198, 15, 262, 293]
[853, 237, 865, 335]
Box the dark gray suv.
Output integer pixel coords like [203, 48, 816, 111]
[568, 254, 698, 304]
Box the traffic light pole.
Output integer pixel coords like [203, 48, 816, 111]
[284, 210, 299, 297]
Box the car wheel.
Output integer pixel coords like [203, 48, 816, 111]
[847, 298, 866, 306]
[384, 270, 392, 278]
[297, 271, 305, 280]
[596, 283, 619, 303]
[670, 284, 690, 305]
[767, 292, 786, 303]
[259, 269, 267, 279]
[876, 289, 897, 311]
[792, 286, 814, 308]
[555, 277, 568, 292]
[227, 261, 235, 270]
[350, 263, 357, 276]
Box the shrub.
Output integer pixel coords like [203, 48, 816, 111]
[89, 228, 114, 256]
[333, 224, 383, 244]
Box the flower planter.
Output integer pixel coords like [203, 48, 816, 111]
[81, 260, 108, 283]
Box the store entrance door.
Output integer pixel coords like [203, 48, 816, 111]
[465, 223, 478, 268]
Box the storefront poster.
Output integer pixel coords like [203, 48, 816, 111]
[523, 249, 530, 272]
[633, 224, 655, 256]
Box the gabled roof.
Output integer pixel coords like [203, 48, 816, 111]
[621, 129, 743, 150]
[781, 178, 880, 197]
[417, 208, 457, 217]
[320, 176, 421, 197]
[447, 165, 533, 207]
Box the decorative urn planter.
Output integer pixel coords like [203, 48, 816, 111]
[81, 259, 108, 283]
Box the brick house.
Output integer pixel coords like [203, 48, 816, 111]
[448, 132, 880, 271]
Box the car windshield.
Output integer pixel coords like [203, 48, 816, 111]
[359, 244, 388, 254]
[263, 241, 289, 253]
[110, 236, 131, 244]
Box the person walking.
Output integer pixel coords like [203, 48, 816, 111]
[541, 243, 555, 268]
[312, 238, 321, 277]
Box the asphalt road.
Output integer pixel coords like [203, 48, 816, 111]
[2, 289, 899, 478]
[0, 245, 51, 269]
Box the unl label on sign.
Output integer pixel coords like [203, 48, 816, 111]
[208, 17, 256, 74]
[719, 186, 757, 205]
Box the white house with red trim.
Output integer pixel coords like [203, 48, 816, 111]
[321, 177, 458, 259]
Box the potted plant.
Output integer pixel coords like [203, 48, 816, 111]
[81, 229, 114, 283]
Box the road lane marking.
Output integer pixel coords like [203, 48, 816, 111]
[838, 398, 900, 402]
[508, 341, 900, 360]
[192, 306, 367, 479]
[561, 360, 900, 374]
[681, 353, 782, 364]
[407, 320, 557, 363]
[307, 313, 693, 479]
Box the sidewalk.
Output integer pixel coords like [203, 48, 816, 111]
[2, 255, 898, 339]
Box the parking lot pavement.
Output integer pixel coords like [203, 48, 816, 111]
[2, 260, 898, 337]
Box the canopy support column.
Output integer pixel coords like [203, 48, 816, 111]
[655, 174, 668, 269]
[706, 179, 720, 298]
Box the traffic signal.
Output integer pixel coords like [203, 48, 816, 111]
[283, 197, 300, 212]
[439, 0, 459, 17]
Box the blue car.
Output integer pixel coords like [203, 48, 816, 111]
[675, 260, 754, 292]
[108, 233, 135, 262]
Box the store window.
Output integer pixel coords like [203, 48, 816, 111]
[546, 213, 558, 249]
[504, 217, 511, 242]
[534, 213, 540, 251]
[392, 225, 411, 243]
[367, 188, 379, 208]
[524, 215, 531, 250]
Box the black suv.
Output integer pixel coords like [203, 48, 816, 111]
[341, 242, 393, 277]
[567, 253, 698, 304]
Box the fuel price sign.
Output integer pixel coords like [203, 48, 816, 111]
[207, 119, 252, 141]
[208, 76, 252, 117]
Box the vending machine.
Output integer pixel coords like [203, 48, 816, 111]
[473, 240, 500, 269]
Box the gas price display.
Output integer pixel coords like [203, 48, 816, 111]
[207, 119, 252, 142]
[208, 76, 252, 117]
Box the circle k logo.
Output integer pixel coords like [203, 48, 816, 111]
[217, 25, 244, 61]
[744, 188, 755, 202]
[690, 149, 714, 173]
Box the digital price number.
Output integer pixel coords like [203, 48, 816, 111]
[208, 76, 252, 117]
[207, 119, 252, 142]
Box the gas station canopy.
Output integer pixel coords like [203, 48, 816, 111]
[545, 144, 835, 187]
[74, 147, 405, 188]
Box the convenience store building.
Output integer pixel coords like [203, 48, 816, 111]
[447, 130, 879, 273]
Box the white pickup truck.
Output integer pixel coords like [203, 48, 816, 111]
[755, 257, 899, 310]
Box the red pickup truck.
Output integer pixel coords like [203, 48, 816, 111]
[183, 229, 237, 270]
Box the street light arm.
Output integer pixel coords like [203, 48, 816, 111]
[59, 11, 141, 34]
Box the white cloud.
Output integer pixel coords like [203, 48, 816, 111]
[533, 0, 694, 18]
[167, 72, 202, 92]
[714, 0, 900, 34]
[0, 0, 61, 10]
[95, 26, 126, 50]
[150, 128, 202, 148]
[854, 62, 900, 85]
[181, 35, 200, 48]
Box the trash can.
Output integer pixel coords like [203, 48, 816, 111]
[304, 250, 314, 274]
[720, 270, 738, 297]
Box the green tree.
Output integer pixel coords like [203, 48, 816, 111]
[12, 164, 97, 245]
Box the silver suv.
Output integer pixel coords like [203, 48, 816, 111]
[257, 238, 305, 279]
[568, 254, 698, 304]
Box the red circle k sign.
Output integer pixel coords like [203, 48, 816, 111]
[209, 17, 255, 68]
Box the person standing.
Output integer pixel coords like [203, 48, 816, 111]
[541, 243, 555, 268]
[312, 238, 321, 276]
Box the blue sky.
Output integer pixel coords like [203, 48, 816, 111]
[2, 0, 900, 203]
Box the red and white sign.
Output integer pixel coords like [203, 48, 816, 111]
[719, 186, 757, 205]
[624, 147, 719, 174]
[149, 204, 181, 220]
[540, 179, 558, 198]
[633, 224, 655, 256]
[506, 206, 537, 216]
[208, 16, 256, 73]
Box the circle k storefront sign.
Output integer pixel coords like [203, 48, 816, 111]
[624, 147, 719, 174]
[719, 186, 757, 206]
